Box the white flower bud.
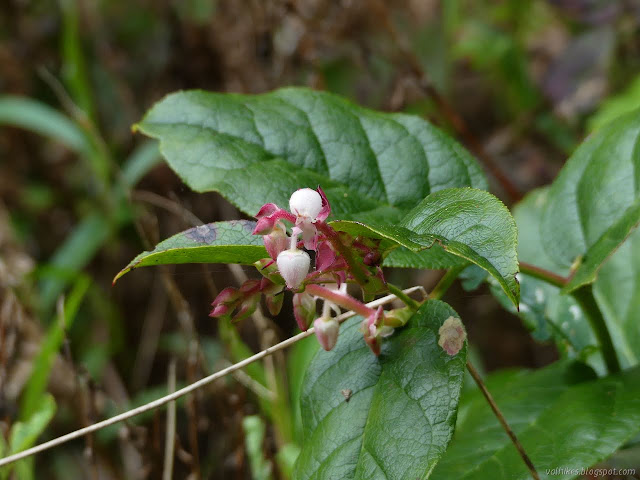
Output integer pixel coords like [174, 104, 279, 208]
[314, 317, 340, 351]
[289, 188, 323, 221]
[438, 316, 466, 356]
[276, 248, 310, 289]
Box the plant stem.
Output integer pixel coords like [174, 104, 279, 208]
[305, 284, 376, 318]
[572, 285, 621, 374]
[429, 265, 466, 300]
[519, 262, 567, 288]
[387, 283, 421, 311]
[0, 289, 415, 469]
[466, 360, 540, 480]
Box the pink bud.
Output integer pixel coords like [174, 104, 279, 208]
[290, 188, 323, 221]
[209, 304, 230, 317]
[256, 203, 280, 219]
[263, 227, 289, 260]
[252, 205, 296, 235]
[212, 287, 239, 306]
[239, 279, 261, 295]
[276, 249, 310, 290]
[314, 317, 340, 351]
[266, 293, 284, 316]
[232, 296, 259, 323]
[259, 277, 284, 295]
[293, 292, 316, 331]
[361, 307, 387, 356]
[438, 316, 466, 356]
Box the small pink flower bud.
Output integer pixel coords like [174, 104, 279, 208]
[254, 259, 285, 285]
[277, 248, 310, 290]
[239, 279, 261, 295]
[361, 307, 387, 356]
[289, 188, 323, 221]
[438, 316, 466, 356]
[209, 304, 230, 317]
[314, 317, 340, 351]
[256, 203, 280, 219]
[259, 277, 284, 295]
[266, 293, 284, 316]
[211, 287, 239, 306]
[232, 296, 259, 323]
[293, 292, 316, 331]
[263, 226, 289, 260]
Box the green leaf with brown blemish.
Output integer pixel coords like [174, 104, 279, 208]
[113, 220, 266, 283]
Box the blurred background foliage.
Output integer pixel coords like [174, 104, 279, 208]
[1, 0, 640, 478]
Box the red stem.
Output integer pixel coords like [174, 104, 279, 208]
[305, 284, 375, 318]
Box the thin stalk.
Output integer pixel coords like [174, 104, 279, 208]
[519, 262, 567, 288]
[572, 286, 621, 374]
[305, 284, 376, 318]
[466, 360, 540, 480]
[387, 283, 420, 311]
[429, 265, 466, 300]
[0, 290, 414, 468]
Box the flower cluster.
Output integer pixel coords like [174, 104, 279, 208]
[210, 187, 449, 356]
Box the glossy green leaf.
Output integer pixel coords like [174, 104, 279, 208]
[497, 188, 597, 361]
[114, 220, 266, 282]
[588, 79, 640, 132]
[294, 300, 467, 480]
[563, 199, 640, 292]
[135, 87, 486, 222]
[332, 188, 519, 306]
[432, 362, 640, 480]
[540, 110, 640, 292]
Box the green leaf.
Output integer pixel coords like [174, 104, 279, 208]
[22, 277, 90, 420]
[332, 188, 519, 306]
[432, 362, 640, 480]
[242, 416, 273, 480]
[135, 87, 486, 222]
[113, 220, 267, 283]
[0, 96, 91, 155]
[563, 199, 640, 292]
[294, 300, 467, 480]
[11, 394, 57, 453]
[540, 110, 640, 291]
[120, 140, 162, 187]
[39, 213, 111, 313]
[498, 188, 597, 360]
[2, 393, 57, 480]
[588, 79, 640, 132]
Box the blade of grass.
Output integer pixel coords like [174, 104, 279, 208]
[21, 277, 90, 420]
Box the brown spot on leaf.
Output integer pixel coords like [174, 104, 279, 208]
[185, 224, 218, 244]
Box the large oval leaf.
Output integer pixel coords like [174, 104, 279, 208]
[540, 109, 640, 292]
[332, 188, 519, 306]
[135, 88, 486, 223]
[493, 188, 596, 361]
[432, 362, 640, 480]
[294, 300, 467, 480]
[113, 220, 266, 283]
[503, 187, 639, 369]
